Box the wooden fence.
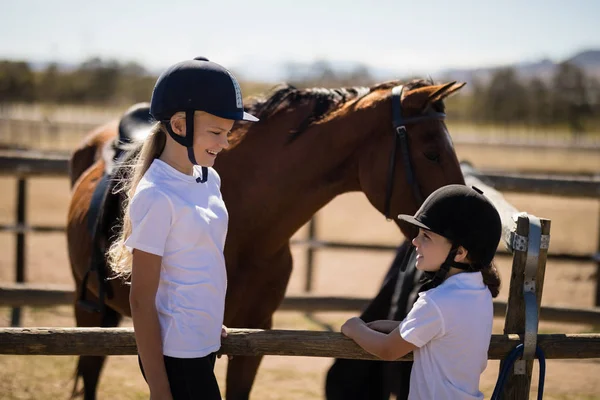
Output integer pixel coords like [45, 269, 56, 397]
[1, 150, 600, 398]
[1, 327, 599, 359]
[0, 211, 572, 399]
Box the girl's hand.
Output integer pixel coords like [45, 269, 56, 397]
[341, 317, 365, 338]
[217, 325, 233, 360]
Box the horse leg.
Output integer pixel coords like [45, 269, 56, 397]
[325, 240, 416, 400]
[224, 353, 264, 400]
[387, 242, 424, 400]
[223, 247, 293, 400]
[325, 242, 412, 400]
[71, 289, 122, 400]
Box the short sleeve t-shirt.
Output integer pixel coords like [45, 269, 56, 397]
[125, 158, 228, 358]
[400, 272, 493, 400]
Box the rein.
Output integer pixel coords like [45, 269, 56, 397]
[383, 85, 446, 220]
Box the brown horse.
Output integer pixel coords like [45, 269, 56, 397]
[67, 79, 466, 399]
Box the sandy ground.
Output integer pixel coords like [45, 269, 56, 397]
[0, 140, 599, 399]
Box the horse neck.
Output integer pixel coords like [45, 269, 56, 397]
[223, 97, 386, 250]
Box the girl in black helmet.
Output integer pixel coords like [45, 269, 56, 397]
[341, 184, 502, 400]
[107, 57, 258, 400]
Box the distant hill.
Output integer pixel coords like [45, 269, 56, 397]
[437, 49, 600, 88]
[569, 50, 600, 67]
[235, 49, 600, 85]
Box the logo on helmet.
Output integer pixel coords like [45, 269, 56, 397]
[227, 71, 243, 109]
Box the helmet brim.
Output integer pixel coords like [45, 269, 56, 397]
[242, 111, 259, 122]
[397, 214, 432, 231]
[207, 110, 259, 122]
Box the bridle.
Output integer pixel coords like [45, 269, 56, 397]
[383, 85, 447, 220]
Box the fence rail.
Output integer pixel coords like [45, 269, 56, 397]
[3, 115, 600, 151]
[2, 283, 599, 325]
[1, 150, 599, 197]
[1, 327, 599, 359]
[290, 239, 599, 263]
[0, 150, 70, 177]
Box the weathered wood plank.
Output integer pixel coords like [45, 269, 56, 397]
[461, 162, 600, 199]
[1, 328, 599, 359]
[0, 150, 70, 177]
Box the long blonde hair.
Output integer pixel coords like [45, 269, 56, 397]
[106, 123, 167, 280]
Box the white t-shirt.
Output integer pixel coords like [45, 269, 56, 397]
[125, 158, 228, 358]
[400, 272, 493, 400]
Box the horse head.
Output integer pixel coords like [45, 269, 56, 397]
[354, 80, 466, 237]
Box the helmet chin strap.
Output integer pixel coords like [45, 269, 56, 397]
[419, 245, 474, 291]
[163, 110, 208, 183]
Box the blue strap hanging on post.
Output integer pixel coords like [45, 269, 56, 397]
[491, 343, 546, 400]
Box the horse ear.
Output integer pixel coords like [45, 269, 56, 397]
[402, 81, 467, 111]
[428, 81, 466, 104]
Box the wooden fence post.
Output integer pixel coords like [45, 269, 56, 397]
[596, 209, 600, 306]
[10, 177, 27, 327]
[500, 215, 551, 399]
[304, 217, 317, 292]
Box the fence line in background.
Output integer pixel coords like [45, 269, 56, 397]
[3, 116, 600, 152]
[2, 282, 599, 325]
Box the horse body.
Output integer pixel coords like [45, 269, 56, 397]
[67, 81, 465, 399]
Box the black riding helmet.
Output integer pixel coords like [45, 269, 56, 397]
[150, 56, 258, 167]
[397, 184, 502, 287]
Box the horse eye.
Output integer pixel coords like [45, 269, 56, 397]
[424, 152, 440, 163]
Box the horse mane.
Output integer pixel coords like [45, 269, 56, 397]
[236, 78, 445, 141]
[242, 83, 371, 136]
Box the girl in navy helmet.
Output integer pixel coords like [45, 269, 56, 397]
[107, 56, 258, 400]
[341, 184, 502, 400]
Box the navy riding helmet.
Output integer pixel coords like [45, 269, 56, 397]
[149, 56, 259, 166]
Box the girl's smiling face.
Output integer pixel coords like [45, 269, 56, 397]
[191, 112, 234, 167]
[411, 228, 453, 272]
[169, 111, 234, 168]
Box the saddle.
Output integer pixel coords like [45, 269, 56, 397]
[78, 103, 154, 314]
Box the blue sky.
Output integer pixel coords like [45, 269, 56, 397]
[1, 0, 598, 81]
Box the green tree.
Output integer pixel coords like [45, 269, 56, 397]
[550, 62, 591, 133]
[526, 77, 552, 126]
[588, 77, 600, 122]
[37, 63, 60, 102]
[79, 57, 121, 103]
[0, 61, 36, 103]
[483, 68, 528, 125]
[469, 78, 487, 123]
[116, 61, 154, 105]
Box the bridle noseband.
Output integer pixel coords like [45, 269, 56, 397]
[383, 85, 447, 220]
